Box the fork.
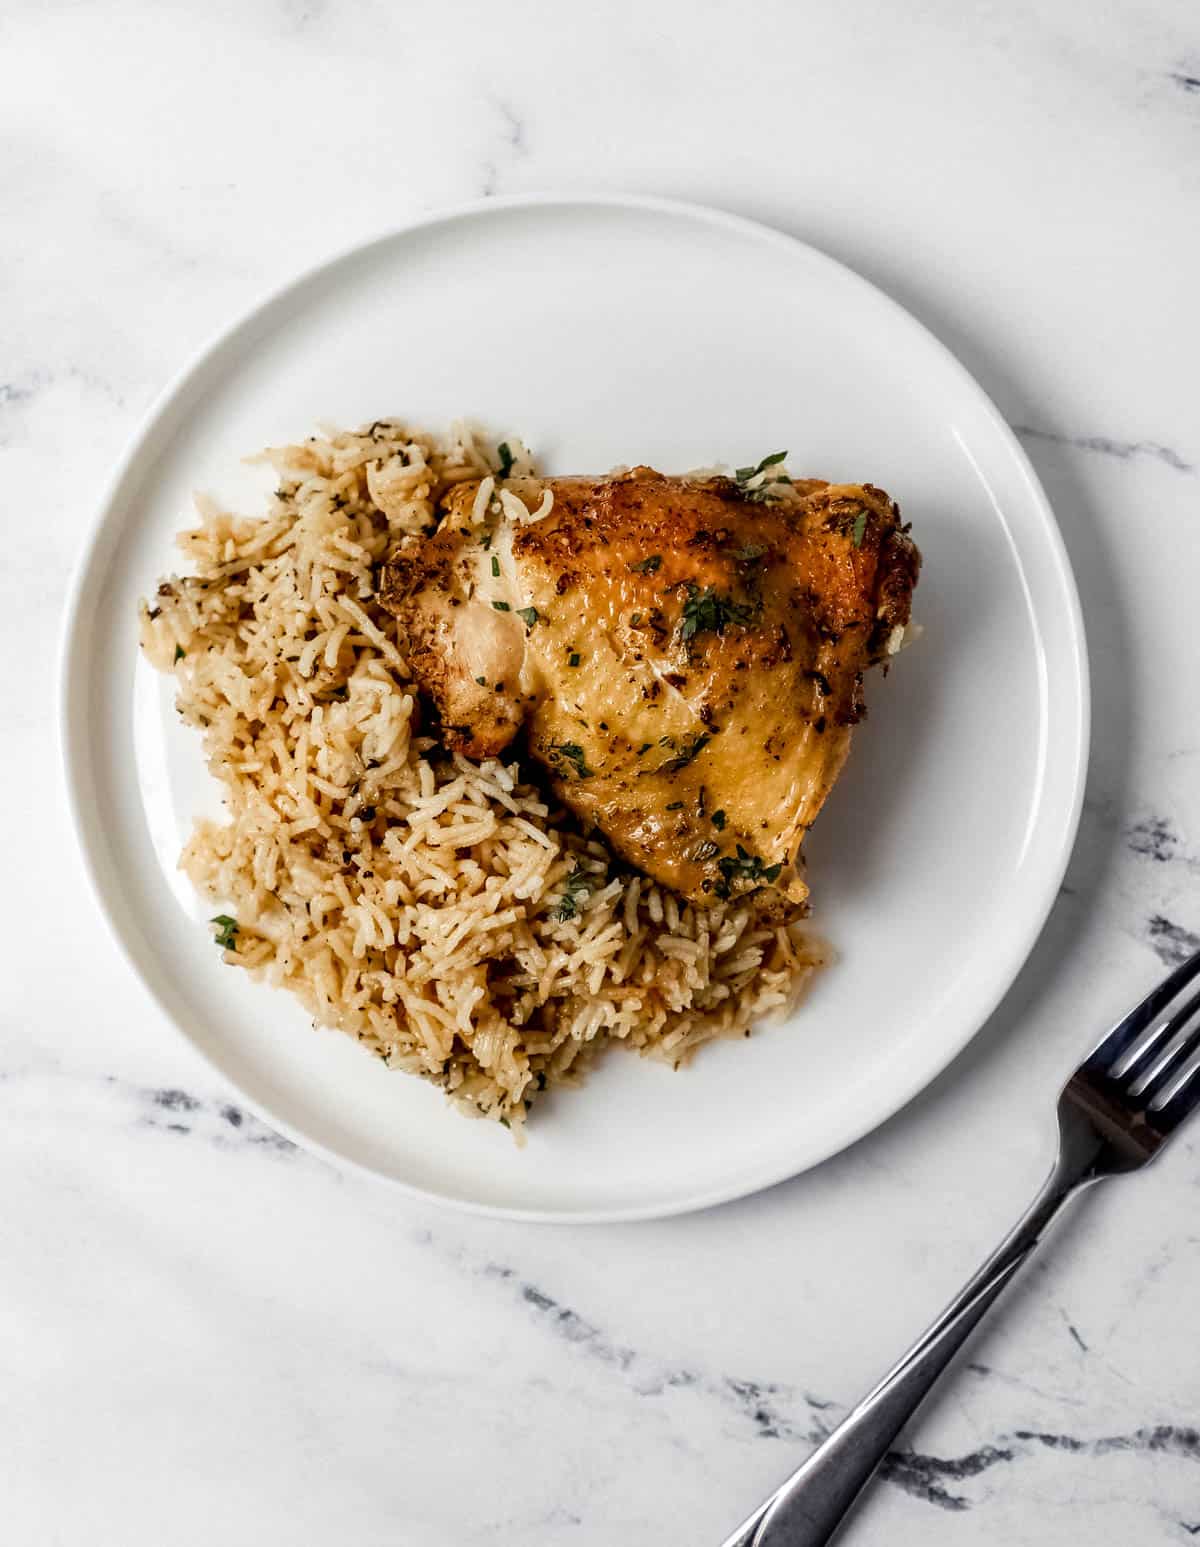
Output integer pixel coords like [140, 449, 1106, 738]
[721, 947, 1200, 1547]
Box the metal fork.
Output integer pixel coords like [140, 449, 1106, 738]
[721, 947, 1200, 1547]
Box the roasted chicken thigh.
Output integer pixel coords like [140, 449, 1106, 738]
[381, 465, 919, 905]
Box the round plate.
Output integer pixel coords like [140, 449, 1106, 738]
[60, 195, 1088, 1222]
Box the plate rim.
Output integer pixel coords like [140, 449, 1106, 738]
[58, 191, 1090, 1223]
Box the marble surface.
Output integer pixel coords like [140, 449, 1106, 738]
[5, 1, 1200, 1541]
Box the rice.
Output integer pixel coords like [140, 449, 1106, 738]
[139, 418, 824, 1129]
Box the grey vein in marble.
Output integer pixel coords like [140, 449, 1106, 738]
[0, 365, 126, 445]
[1168, 71, 1200, 94]
[1014, 424, 1195, 475]
[0, 378, 38, 407]
[1127, 814, 1185, 864]
[280, 0, 327, 28]
[480, 97, 529, 197]
[454, 1245, 1200, 1514]
[1017, 1425, 1200, 1462]
[477, 1258, 824, 1444]
[1145, 914, 1200, 967]
[140, 1083, 298, 1151]
[877, 1444, 1014, 1511]
[1065, 1320, 1089, 1353]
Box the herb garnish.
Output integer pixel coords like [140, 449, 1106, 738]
[568, 652, 581, 667]
[174, 644, 185, 662]
[851, 510, 868, 548]
[630, 612, 643, 626]
[492, 600, 511, 612]
[211, 914, 238, 950]
[549, 741, 592, 779]
[735, 451, 790, 502]
[475, 676, 487, 686]
[658, 732, 711, 773]
[679, 584, 756, 642]
[516, 606, 540, 628]
[666, 800, 685, 811]
[712, 809, 727, 830]
[552, 863, 591, 921]
[497, 441, 515, 478]
[491, 555, 500, 577]
[735, 451, 787, 481]
[716, 844, 783, 896]
[629, 554, 662, 575]
[733, 542, 767, 563]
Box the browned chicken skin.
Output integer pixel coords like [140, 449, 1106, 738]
[381, 467, 920, 905]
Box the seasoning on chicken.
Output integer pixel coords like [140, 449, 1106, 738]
[380, 462, 920, 905]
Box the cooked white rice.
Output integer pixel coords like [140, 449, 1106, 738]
[139, 419, 824, 1128]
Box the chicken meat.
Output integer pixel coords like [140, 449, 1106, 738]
[380, 465, 920, 906]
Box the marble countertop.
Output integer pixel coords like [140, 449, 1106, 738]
[5, 1, 1200, 1541]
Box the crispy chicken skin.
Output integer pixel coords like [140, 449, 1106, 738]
[380, 468, 920, 905]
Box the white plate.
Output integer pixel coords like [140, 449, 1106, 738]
[60, 195, 1088, 1222]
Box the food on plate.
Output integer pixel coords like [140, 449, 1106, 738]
[381, 464, 919, 905]
[139, 421, 919, 1128]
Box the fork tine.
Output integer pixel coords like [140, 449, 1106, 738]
[1111, 980, 1200, 1081]
[1109, 1013, 1180, 1080]
[1151, 1043, 1200, 1113]
[1082, 947, 1200, 1079]
[1127, 987, 1200, 1099]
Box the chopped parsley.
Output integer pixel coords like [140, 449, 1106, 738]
[568, 652, 581, 667]
[658, 732, 711, 773]
[491, 600, 511, 612]
[630, 612, 643, 626]
[735, 451, 790, 502]
[475, 675, 487, 686]
[549, 741, 592, 779]
[497, 441, 515, 478]
[717, 844, 783, 896]
[665, 800, 685, 811]
[491, 555, 500, 577]
[637, 743, 652, 756]
[516, 606, 540, 628]
[733, 542, 767, 563]
[174, 644, 185, 662]
[851, 510, 868, 548]
[679, 584, 756, 642]
[552, 863, 591, 921]
[711, 809, 727, 830]
[210, 914, 238, 950]
[481, 532, 492, 550]
[629, 553, 662, 575]
[735, 450, 787, 481]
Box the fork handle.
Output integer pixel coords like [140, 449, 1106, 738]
[722, 1155, 1090, 1547]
